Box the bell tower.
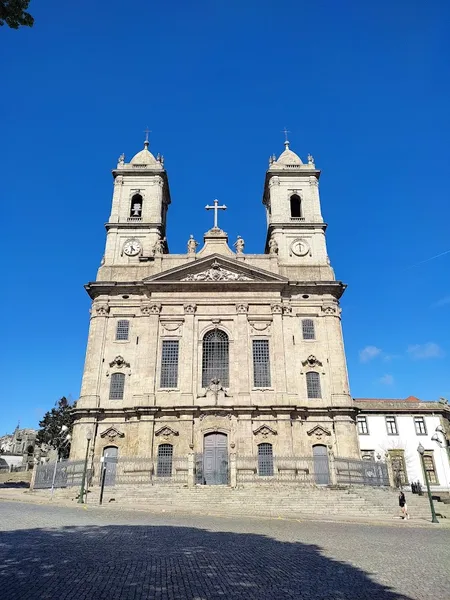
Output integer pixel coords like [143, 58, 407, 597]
[101, 136, 171, 269]
[263, 138, 331, 273]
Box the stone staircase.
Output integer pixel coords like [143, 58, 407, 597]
[32, 483, 449, 522]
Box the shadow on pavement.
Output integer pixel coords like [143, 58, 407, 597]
[0, 524, 412, 600]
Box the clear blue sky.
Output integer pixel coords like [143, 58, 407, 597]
[1, 0, 449, 434]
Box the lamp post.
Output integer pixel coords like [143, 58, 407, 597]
[78, 431, 93, 504]
[417, 443, 439, 524]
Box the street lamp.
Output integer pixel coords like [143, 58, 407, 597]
[417, 443, 439, 524]
[78, 430, 93, 504]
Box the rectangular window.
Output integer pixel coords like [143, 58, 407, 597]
[116, 320, 129, 341]
[302, 319, 315, 340]
[160, 340, 179, 388]
[385, 416, 398, 435]
[253, 340, 271, 387]
[357, 416, 369, 435]
[414, 416, 427, 435]
[422, 451, 439, 484]
[109, 373, 125, 400]
[388, 450, 408, 485]
[306, 371, 321, 398]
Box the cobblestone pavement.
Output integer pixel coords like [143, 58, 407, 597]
[0, 501, 449, 600]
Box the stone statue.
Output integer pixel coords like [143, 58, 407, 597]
[307, 153, 314, 165]
[153, 236, 166, 256]
[187, 234, 199, 255]
[268, 236, 278, 255]
[118, 153, 125, 166]
[234, 235, 245, 254]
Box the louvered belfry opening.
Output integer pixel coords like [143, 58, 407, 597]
[202, 329, 229, 387]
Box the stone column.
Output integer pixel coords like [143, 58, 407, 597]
[271, 304, 287, 398]
[29, 463, 38, 490]
[140, 302, 161, 404]
[181, 304, 196, 403]
[230, 452, 237, 488]
[322, 302, 352, 406]
[235, 304, 250, 400]
[328, 450, 337, 485]
[385, 453, 395, 488]
[187, 452, 195, 487]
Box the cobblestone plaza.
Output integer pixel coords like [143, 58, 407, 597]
[0, 501, 448, 600]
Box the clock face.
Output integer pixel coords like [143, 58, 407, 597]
[123, 239, 142, 256]
[290, 238, 310, 257]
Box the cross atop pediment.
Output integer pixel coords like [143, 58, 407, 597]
[205, 199, 227, 229]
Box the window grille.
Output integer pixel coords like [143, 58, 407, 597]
[302, 319, 315, 340]
[160, 340, 179, 388]
[385, 416, 398, 435]
[109, 373, 125, 400]
[202, 329, 229, 387]
[157, 444, 173, 477]
[423, 451, 439, 484]
[357, 416, 369, 435]
[306, 371, 321, 398]
[116, 320, 129, 341]
[414, 416, 427, 435]
[388, 450, 408, 485]
[252, 340, 271, 387]
[258, 443, 274, 476]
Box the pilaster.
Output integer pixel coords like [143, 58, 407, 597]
[235, 304, 250, 400]
[181, 304, 196, 401]
[271, 304, 287, 397]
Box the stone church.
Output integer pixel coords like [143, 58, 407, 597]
[70, 135, 360, 485]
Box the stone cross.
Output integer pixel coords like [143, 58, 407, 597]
[205, 199, 227, 229]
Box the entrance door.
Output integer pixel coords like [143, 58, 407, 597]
[103, 446, 118, 486]
[313, 445, 330, 485]
[203, 433, 228, 485]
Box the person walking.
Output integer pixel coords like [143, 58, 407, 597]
[399, 490, 410, 520]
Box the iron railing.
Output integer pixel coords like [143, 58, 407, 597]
[335, 457, 389, 486]
[102, 456, 189, 486]
[236, 456, 324, 484]
[34, 460, 86, 489]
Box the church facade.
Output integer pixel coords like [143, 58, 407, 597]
[70, 136, 360, 484]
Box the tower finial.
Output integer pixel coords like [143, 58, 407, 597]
[143, 126, 151, 148]
[282, 127, 290, 148]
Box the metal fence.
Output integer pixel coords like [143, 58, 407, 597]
[236, 456, 322, 485]
[34, 460, 86, 489]
[335, 457, 389, 487]
[102, 456, 189, 487]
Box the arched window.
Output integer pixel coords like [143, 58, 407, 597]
[130, 193, 143, 218]
[157, 444, 173, 477]
[202, 329, 229, 387]
[109, 373, 125, 400]
[306, 371, 321, 398]
[116, 319, 129, 341]
[302, 319, 315, 340]
[258, 443, 274, 476]
[290, 194, 302, 218]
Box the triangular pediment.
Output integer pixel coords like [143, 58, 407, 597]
[306, 425, 331, 437]
[142, 254, 288, 285]
[100, 426, 125, 440]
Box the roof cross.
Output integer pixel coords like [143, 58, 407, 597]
[143, 127, 151, 144]
[205, 199, 227, 229]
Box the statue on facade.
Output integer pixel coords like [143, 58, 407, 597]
[234, 235, 245, 255]
[118, 153, 125, 166]
[187, 234, 199, 255]
[153, 236, 166, 256]
[307, 153, 314, 165]
[268, 236, 278, 255]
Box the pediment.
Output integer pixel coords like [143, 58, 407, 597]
[100, 427, 125, 441]
[155, 426, 179, 437]
[142, 254, 288, 285]
[253, 424, 278, 437]
[306, 425, 331, 437]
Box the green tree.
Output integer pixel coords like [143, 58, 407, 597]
[0, 1, 34, 29]
[36, 397, 75, 459]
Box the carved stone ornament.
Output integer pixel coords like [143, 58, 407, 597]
[283, 303, 292, 315]
[94, 303, 110, 316]
[271, 304, 283, 314]
[236, 303, 249, 314]
[100, 426, 125, 443]
[249, 321, 271, 333]
[322, 304, 340, 317]
[155, 426, 179, 438]
[140, 303, 161, 315]
[109, 355, 130, 369]
[253, 424, 277, 438]
[181, 261, 252, 282]
[184, 303, 197, 314]
[199, 411, 232, 421]
[302, 355, 323, 368]
[290, 239, 310, 257]
[161, 321, 183, 332]
[306, 425, 331, 439]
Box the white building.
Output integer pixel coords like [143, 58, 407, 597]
[355, 397, 450, 492]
